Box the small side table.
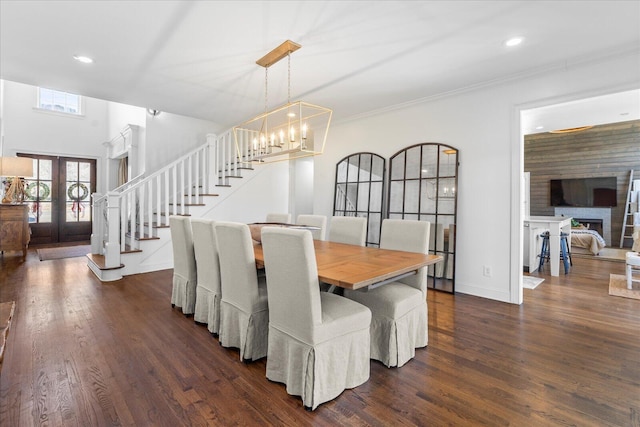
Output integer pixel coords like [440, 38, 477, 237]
[625, 252, 640, 290]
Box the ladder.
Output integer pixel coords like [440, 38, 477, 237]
[619, 170, 637, 248]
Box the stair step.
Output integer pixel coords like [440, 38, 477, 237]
[225, 175, 243, 179]
[122, 245, 143, 254]
[215, 184, 232, 188]
[127, 232, 160, 241]
[169, 203, 206, 207]
[86, 254, 124, 270]
[185, 194, 219, 197]
[155, 212, 191, 217]
[141, 222, 170, 229]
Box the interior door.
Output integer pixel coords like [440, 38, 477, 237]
[21, 154, 96, 244]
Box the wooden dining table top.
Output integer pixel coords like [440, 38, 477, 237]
[253, 240, 443, 290]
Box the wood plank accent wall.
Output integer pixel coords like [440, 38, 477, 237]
[524, 119, 640, 247]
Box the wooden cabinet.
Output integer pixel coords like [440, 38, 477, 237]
[0, 204, 30, 259]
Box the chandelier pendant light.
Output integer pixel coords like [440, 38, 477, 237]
[233, 40, 332, 162]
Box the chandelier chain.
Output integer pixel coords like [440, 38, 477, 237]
[264, 66, 268, 114]
[287, 52, 291, 104]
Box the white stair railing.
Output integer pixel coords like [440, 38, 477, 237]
[91, 129, 251, 269]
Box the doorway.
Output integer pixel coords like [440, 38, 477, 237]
[19, 154, 96, 245]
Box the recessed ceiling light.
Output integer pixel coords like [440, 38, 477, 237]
[73, 55, 93, 64]
[505, 37, 524, 47]
[535, 125, 544, 130]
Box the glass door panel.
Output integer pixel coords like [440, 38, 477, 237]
[59, 157, 95, 242]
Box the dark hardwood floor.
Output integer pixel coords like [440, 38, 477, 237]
[1, 248, 639, 426]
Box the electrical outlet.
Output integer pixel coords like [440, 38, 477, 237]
[483, 265, 492, 277]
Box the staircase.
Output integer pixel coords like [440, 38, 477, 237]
[87, 129, 266, 281]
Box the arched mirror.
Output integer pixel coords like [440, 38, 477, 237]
[333, 152, 386, 246]
[388, 143, 459, 293]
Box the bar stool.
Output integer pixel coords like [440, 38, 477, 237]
[538, 231, 572, 274]
[625, 252, 640, 289]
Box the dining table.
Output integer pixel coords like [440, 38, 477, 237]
[253, 240, 443, 291]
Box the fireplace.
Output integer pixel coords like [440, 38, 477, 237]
[574, 218, 604, 237]
[554, 207, 611, 245]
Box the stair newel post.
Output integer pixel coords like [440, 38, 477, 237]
[90, 192, 104, 255]
[105, 191, 122, 269]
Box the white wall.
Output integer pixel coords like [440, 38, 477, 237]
[143, 112, 223, 174]
[314, 49, 640, 304]
[1, 80, 109, 192]
[200, 161, 289, 223]
[1, 80, 224, 195]
[289, 157, 314, 221]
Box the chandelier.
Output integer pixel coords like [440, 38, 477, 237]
[233, 40, 332, 162]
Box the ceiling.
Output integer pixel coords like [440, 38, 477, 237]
[1, 1, 639, 131]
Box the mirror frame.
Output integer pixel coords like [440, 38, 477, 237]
[387, 143, 459, 293]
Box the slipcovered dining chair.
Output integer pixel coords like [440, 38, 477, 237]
[191, 218, 222, 334]
[169, 216, 197, 315]
[296, 214, 327, 240]
[266, 213, 291, 224]
[328, 216, 367, 246]
[215, 221, 269, 361]
[261, 227, 372, 410]
[344, 219, 430, 368]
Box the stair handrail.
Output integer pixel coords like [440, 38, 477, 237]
[92, 172, 146, 204]
[90, 125, 264, 274]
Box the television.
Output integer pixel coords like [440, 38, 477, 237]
[550, 177, 617, 207]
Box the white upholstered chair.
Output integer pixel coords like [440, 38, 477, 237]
[215, 221, 269, 361]
[329, 216, 367, 246]
[169, 216, 197, 315]
[296, 214, 327, 240]
[266, 213, 291, 224]
[261, 227, 372, 410]
[191, 218, 222, 334]
[344, 219, 430, 368]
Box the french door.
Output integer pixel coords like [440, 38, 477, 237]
[20, 154, 96, 245]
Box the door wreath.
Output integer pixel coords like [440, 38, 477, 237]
[67, 182, 89, 201]
[25, 181, 51, 201]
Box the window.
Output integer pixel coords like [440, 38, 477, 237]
[37, 87, 82, 115]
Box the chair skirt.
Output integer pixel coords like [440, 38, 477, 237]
[369, 301, 428, 368]
[266, 326, 370, 410]
[171, 273, 196, 315]
[219, 301, 268, 361]
[345, 284, 428, 368]
[194, 286, 220, 334]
